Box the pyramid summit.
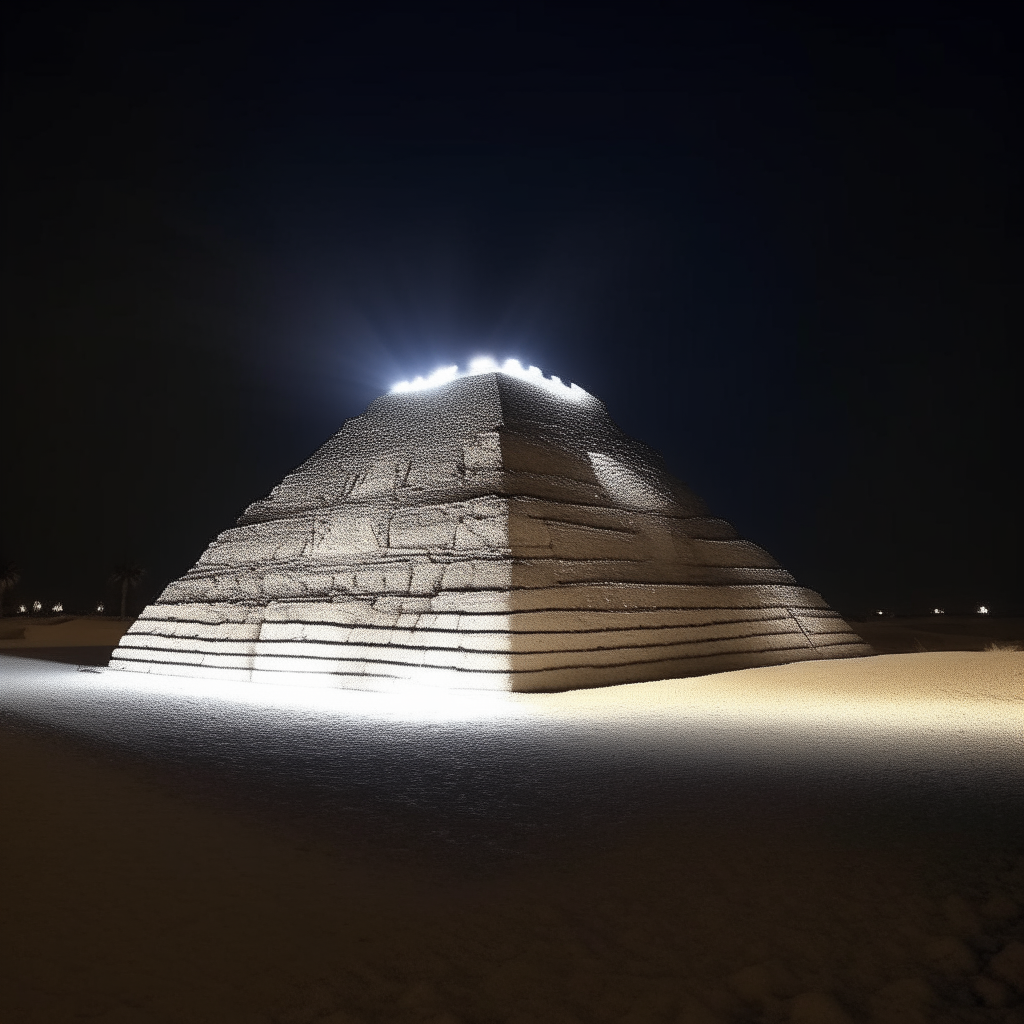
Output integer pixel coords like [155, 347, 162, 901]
[110, 367, 870, 690]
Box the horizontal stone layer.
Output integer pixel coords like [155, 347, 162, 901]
[186, 494, 771, 577]
[147, 583, 830, 620]
[130, 602, 845, 635]
[109, 640, 867, 692]
[112, 622, 861, 675]
[120, 611, 852, 655]
[163, 560, 798, 608]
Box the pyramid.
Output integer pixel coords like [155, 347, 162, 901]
[110, 365, 870, 690]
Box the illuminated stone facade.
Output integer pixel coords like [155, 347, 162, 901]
[110, 371, 869, 690]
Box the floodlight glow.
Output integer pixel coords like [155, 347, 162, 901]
[933, 608, 944, 615]
[390, 364, 460, 393]
[17, 604, 26, 614]
[391, 357, 591, 401]
[978, 605, 990, 615]
[52, 602, 63, 613]
[94, 666, 521, 725]
[32, 601, 41, 613]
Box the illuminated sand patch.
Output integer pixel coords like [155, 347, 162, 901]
[13, 649, 1021, 743]
[2, 649, 1023, 1024]
[109, 367, 869, 691]
[522, 649, 1023, 729]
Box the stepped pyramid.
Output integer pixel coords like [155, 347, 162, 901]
[110, 364, 869, 690]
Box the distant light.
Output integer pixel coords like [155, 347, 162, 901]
[932, 608, 944, 615]
[874, 609, 885, 616]
[17, 604, 26, 614]
[32, 600, 42, 613]
[978, 605, 989, 615]
[391, 357, 590, 401]
[96, 603, 105, 614]
[52, 602, 63, 613]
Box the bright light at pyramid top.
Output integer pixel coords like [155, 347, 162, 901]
[390, 357, 591, 400]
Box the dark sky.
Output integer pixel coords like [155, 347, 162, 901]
[3, 1, 1019, 616]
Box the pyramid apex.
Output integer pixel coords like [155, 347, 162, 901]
[390, 357, 592, 404]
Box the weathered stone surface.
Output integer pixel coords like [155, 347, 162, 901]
[109, 370, 869, 690]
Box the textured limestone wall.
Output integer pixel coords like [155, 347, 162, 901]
[110, 372, 870, 690]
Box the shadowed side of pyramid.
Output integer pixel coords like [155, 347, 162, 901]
[109, 371, 869, 690]
[492, 374, 868, 691]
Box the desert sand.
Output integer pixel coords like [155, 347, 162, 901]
[0, 616, 132, 666]
[0, 615, 132, 648]
[2, 642, 1022, 1024]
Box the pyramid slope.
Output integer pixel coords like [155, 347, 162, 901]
[111, 372, 869, 690]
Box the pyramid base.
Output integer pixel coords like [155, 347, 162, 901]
[108, 640, 871, 693]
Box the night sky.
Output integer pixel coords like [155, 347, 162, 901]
[4, 1, 1019, 617]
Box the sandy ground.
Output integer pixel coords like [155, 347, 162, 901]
[852, 618, 1024, 656]
[0, 616, 131, 664]
[2, 647, 1023, 1024]
[0, 616, 132, 648]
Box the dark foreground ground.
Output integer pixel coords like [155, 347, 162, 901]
[1, 635, 1022, 1024]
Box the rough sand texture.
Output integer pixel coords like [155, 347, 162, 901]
[525, 649, 1022, 718]
[2, 651, 1022, 1024]
[0, 615, 130, 649]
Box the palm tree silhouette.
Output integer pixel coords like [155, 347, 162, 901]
[0, 561, 19, 617]
[110, 560, 145, 619]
